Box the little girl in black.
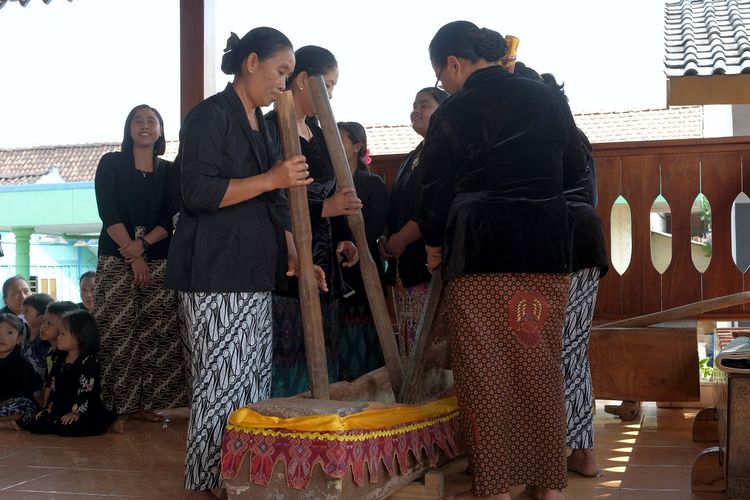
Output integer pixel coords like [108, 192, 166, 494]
[0, 313, 42, 430]
[29, 310, 116, 436]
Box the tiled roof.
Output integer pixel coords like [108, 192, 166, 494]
[665, 0, 750, 76]
[574, 106, 704, 143]
[366, 125, 422, 156]
[0, 141, 179, 185]
[365, 107, 705, 154]
[0, 107, 705, 185]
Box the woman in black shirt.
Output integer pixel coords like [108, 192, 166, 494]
[264, 45, 359, 397]
[379, 87, 448, 363]
[94, 104, 186, 423]
[419, 21, 576, 500]
[165, 28, 318, 495]
[336, 121, 388, 380]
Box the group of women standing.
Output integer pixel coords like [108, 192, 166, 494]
[90, 20, 608, 500]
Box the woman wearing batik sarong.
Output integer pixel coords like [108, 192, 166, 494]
[518, 66, 610, 478]
[556, 112, 608, 476]
[94, 104, 187, 423]
[418, 21, 578, 500]
[379, 87, 449, 363]
[264, 45, 359, 397]
[165, 28, 324, 497]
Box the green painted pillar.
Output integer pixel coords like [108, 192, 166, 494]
[11, 227, 34, 279]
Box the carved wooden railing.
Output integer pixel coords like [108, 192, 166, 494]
[371, 136, 750, 321]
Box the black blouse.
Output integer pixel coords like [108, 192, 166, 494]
[166, 84, 291, 293]
[0, 348, 42, 401]
[341, 168, 389, 294]
[386, 143, 432, 288]
[94, 152, 174, 260]
[265, 112, 352, 297]
[417, 65, 574, 282]
[566, 129, 608, 275]
[46, 352, 108, 419]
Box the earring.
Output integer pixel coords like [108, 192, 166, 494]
[298, 86, 304, 91]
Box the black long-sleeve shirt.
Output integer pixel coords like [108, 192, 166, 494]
[94, 152, 174, 260]
[166, 83, 291, 293]
[0, 348, 42, 401]
[417, 65, 573, 281]
[342, 168, 389, 294]
[386, 143, 432, 288]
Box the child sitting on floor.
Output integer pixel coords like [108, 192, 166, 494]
[21, 293, 54, 380]
[0, 313, 43, 430]
[28, 310, 117, 436]
[38, 301, 80, 407]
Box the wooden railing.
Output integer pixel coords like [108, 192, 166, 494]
[371, 137, 750, 321]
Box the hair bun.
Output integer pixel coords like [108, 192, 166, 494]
[473, 27, 507, 62]
[220, 32, 241, 75]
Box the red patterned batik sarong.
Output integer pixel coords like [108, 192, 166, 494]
[444, 273, 570, 495]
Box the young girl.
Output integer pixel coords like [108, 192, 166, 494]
[0, 313, 42, 430]
[21, 293, 54, 380]
[29, 310, 117, 436]
[38, 301, 80, 407]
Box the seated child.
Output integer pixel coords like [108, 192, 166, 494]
[38, 301, 80, 407]
[28, 310, 117, 436]
[0, 313, 43, 429]
[21, 293, 54, 380]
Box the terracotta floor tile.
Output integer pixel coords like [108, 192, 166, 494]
[641, 414, 697, 431]
[7, 468, 135, 496]
[619, 465, 693, 490]
[112, 469, 194, 498]
[564, 487, 621, 499]
[567, 468, 624, 489]
[633, 429, 699, 447]
[617, 489, 728, 499]
[0, 492, 107, 499]
[0, 446, 116, 468]
[0, 465, 65, 491]
[0, 401, 732, 499]
[628, 446, 706, 466]
[0, 446, 28, 459]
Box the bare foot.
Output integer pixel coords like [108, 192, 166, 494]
[137, 409, 165, 422]
[525, 485, 565, 500]
[445, 489, 510, 500]
[108, 418, 125, 434]
[0, 420, 20, 430]
[567, 449, 602, 477]
[0, 414, 21, 430]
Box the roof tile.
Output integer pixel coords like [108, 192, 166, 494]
[665, 0, 750, 76]
[0, 106, 705, 185]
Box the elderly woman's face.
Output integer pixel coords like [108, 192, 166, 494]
[130, 108, 161, 150]
[252, 48, 295, 107]
[4, 279, 31, 315]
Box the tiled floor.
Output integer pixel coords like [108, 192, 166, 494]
[0, 403, 730, 499]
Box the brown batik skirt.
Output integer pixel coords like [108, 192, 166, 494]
[444, 272, 570, 495]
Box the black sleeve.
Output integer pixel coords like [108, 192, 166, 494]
[331, 215, 352, 243]
[21, 358, 43, 396]
[156, 159, 176, 233]
[94, 153, 123, 229]
[416, 110, 459, 247]
[263, 111, 293, 232]
[165, 155, 183, 219]
[557, 96, 588, 199]
[361, 174, 389, 246]
[179, 104, 231, 213]
[73, 356, 100, 415]
[273, 189, 292, 232]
